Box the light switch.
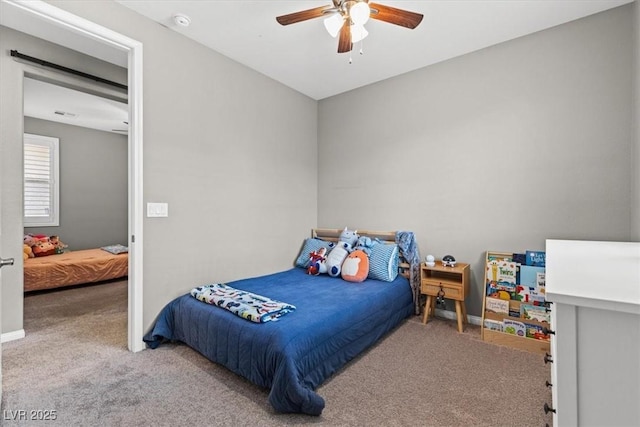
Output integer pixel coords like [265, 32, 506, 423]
[147, 202, 168, 217]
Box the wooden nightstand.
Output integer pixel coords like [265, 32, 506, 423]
[421, 261, 470, 332]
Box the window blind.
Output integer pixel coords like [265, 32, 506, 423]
[23, 134, 59, 226]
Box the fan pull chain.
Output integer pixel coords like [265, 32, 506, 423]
[349, 41, 364, 64]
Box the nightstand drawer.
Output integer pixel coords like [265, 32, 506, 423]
[421, 281, 462, 299]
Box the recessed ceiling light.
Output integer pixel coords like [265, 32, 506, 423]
[173, 13, 191, 27]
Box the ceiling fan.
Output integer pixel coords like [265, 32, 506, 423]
[276, 0, 423, 54]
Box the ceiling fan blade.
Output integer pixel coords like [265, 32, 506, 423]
[368, 3, 423, 29]
[276, 6, 334, 25]
[337, 21, 352, 53]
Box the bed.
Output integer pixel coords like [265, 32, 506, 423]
[23, 248, 129, 292]
[143, 229, 420, 415]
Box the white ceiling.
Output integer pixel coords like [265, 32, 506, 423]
[1, 0, 633, 134]
[23, 78, 129, 134]
[114, 0, 633, 100]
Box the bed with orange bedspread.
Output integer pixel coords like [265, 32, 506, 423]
[24, 248, 128, 292]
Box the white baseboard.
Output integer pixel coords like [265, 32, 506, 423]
[434, 308, 482, 326]
[1, 329, 25, 343]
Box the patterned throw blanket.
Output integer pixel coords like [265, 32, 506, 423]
[190, 284, 296, 323]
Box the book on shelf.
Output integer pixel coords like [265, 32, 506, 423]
[521, 304, 550, 323]
[484, 319, 503, 332]
[503, 319, 526, 337]
[526, 250, 545, 267]
[524, 322, 550, 341]
[486, 259, 517, 284]
[485, 297, 509, 314]
[486, 281, 516, 300]
[537, 272, 545, 289]
[512, 253, 526, 265]
[520, 265, 545, 288]
[528, 289, 546, 306]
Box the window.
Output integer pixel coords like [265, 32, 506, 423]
[23, 133, 60, 227]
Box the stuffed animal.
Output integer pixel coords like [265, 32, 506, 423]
[307, 247, 328, 276]
[24, 234, 36, 248]
[341, 250, 369, 282]
[32, 239, 56, 257]
[23, 244, 34, 261]
[354, 235, 378, 256]
[326, 227, 359, 277]
[49, 235, 68, 254]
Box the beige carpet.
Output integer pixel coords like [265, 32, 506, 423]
[1, 280, 552, 426]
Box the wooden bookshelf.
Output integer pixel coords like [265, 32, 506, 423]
[480, 250, 550, 355]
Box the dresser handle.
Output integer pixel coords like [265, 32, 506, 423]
[542, 327, 555, 335]
[545, 380, 553, 388]
[544, 353, 553, 364]
[544, 403, 556, 414]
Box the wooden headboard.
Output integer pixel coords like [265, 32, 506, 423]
[311, 228, 411, 278]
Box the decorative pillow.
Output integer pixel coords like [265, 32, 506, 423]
[341, 250, 369, 283]
[295, 238, 334, 268]
[368, 243, 399, 282]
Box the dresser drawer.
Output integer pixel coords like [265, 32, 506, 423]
[421, 281, 463, 299]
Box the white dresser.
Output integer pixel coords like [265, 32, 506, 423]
[546, 240, 640, 426]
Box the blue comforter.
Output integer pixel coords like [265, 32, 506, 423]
[143, 268, 413, 415]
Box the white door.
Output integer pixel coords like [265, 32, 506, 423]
[0, 185, 17, 401]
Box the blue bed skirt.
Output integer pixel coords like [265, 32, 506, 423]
[144, 268, 413, 415]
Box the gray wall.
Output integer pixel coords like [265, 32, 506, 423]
[318, 5, 635, 317]
[1, 1, 318, 334]
[24, 117, 128, 250]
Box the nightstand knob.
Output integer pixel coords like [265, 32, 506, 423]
[544, 402, 556, 414]
[436, 286, 446, 307]
[544, 353, 553, 364]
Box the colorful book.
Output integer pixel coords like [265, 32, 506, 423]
[486, 281, 516, 300]
[484, 319, 503, 332]
[529, 290, 546, 305]
[537, 272, 546, 289]
[520, 265, 545, 288]
[521, 304, 550, 323]
[503, 319, 526, 337]
[524, 322, 549, 340]
[485, 297, 509, 314]
[526, 250, 546, 267]
[486, 259, 517, 284]
[509, 306, 521, 318]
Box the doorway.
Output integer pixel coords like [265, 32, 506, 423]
[0, 0, 144, 357]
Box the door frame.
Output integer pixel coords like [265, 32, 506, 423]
[5, 0, 145, 352]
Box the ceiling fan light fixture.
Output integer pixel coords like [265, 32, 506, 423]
[350, 2, 370, 26]
[324, 14, 343, 38]
[351, 24, 368, 43]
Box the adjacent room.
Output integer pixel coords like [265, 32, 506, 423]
[0, 1, 638, 426]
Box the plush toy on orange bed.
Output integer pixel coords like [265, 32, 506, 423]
[341, 249, 369, 283]
[23, 244, 34, 261]
[32, 239, 56, 257]
[49, 235, 68, 254]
